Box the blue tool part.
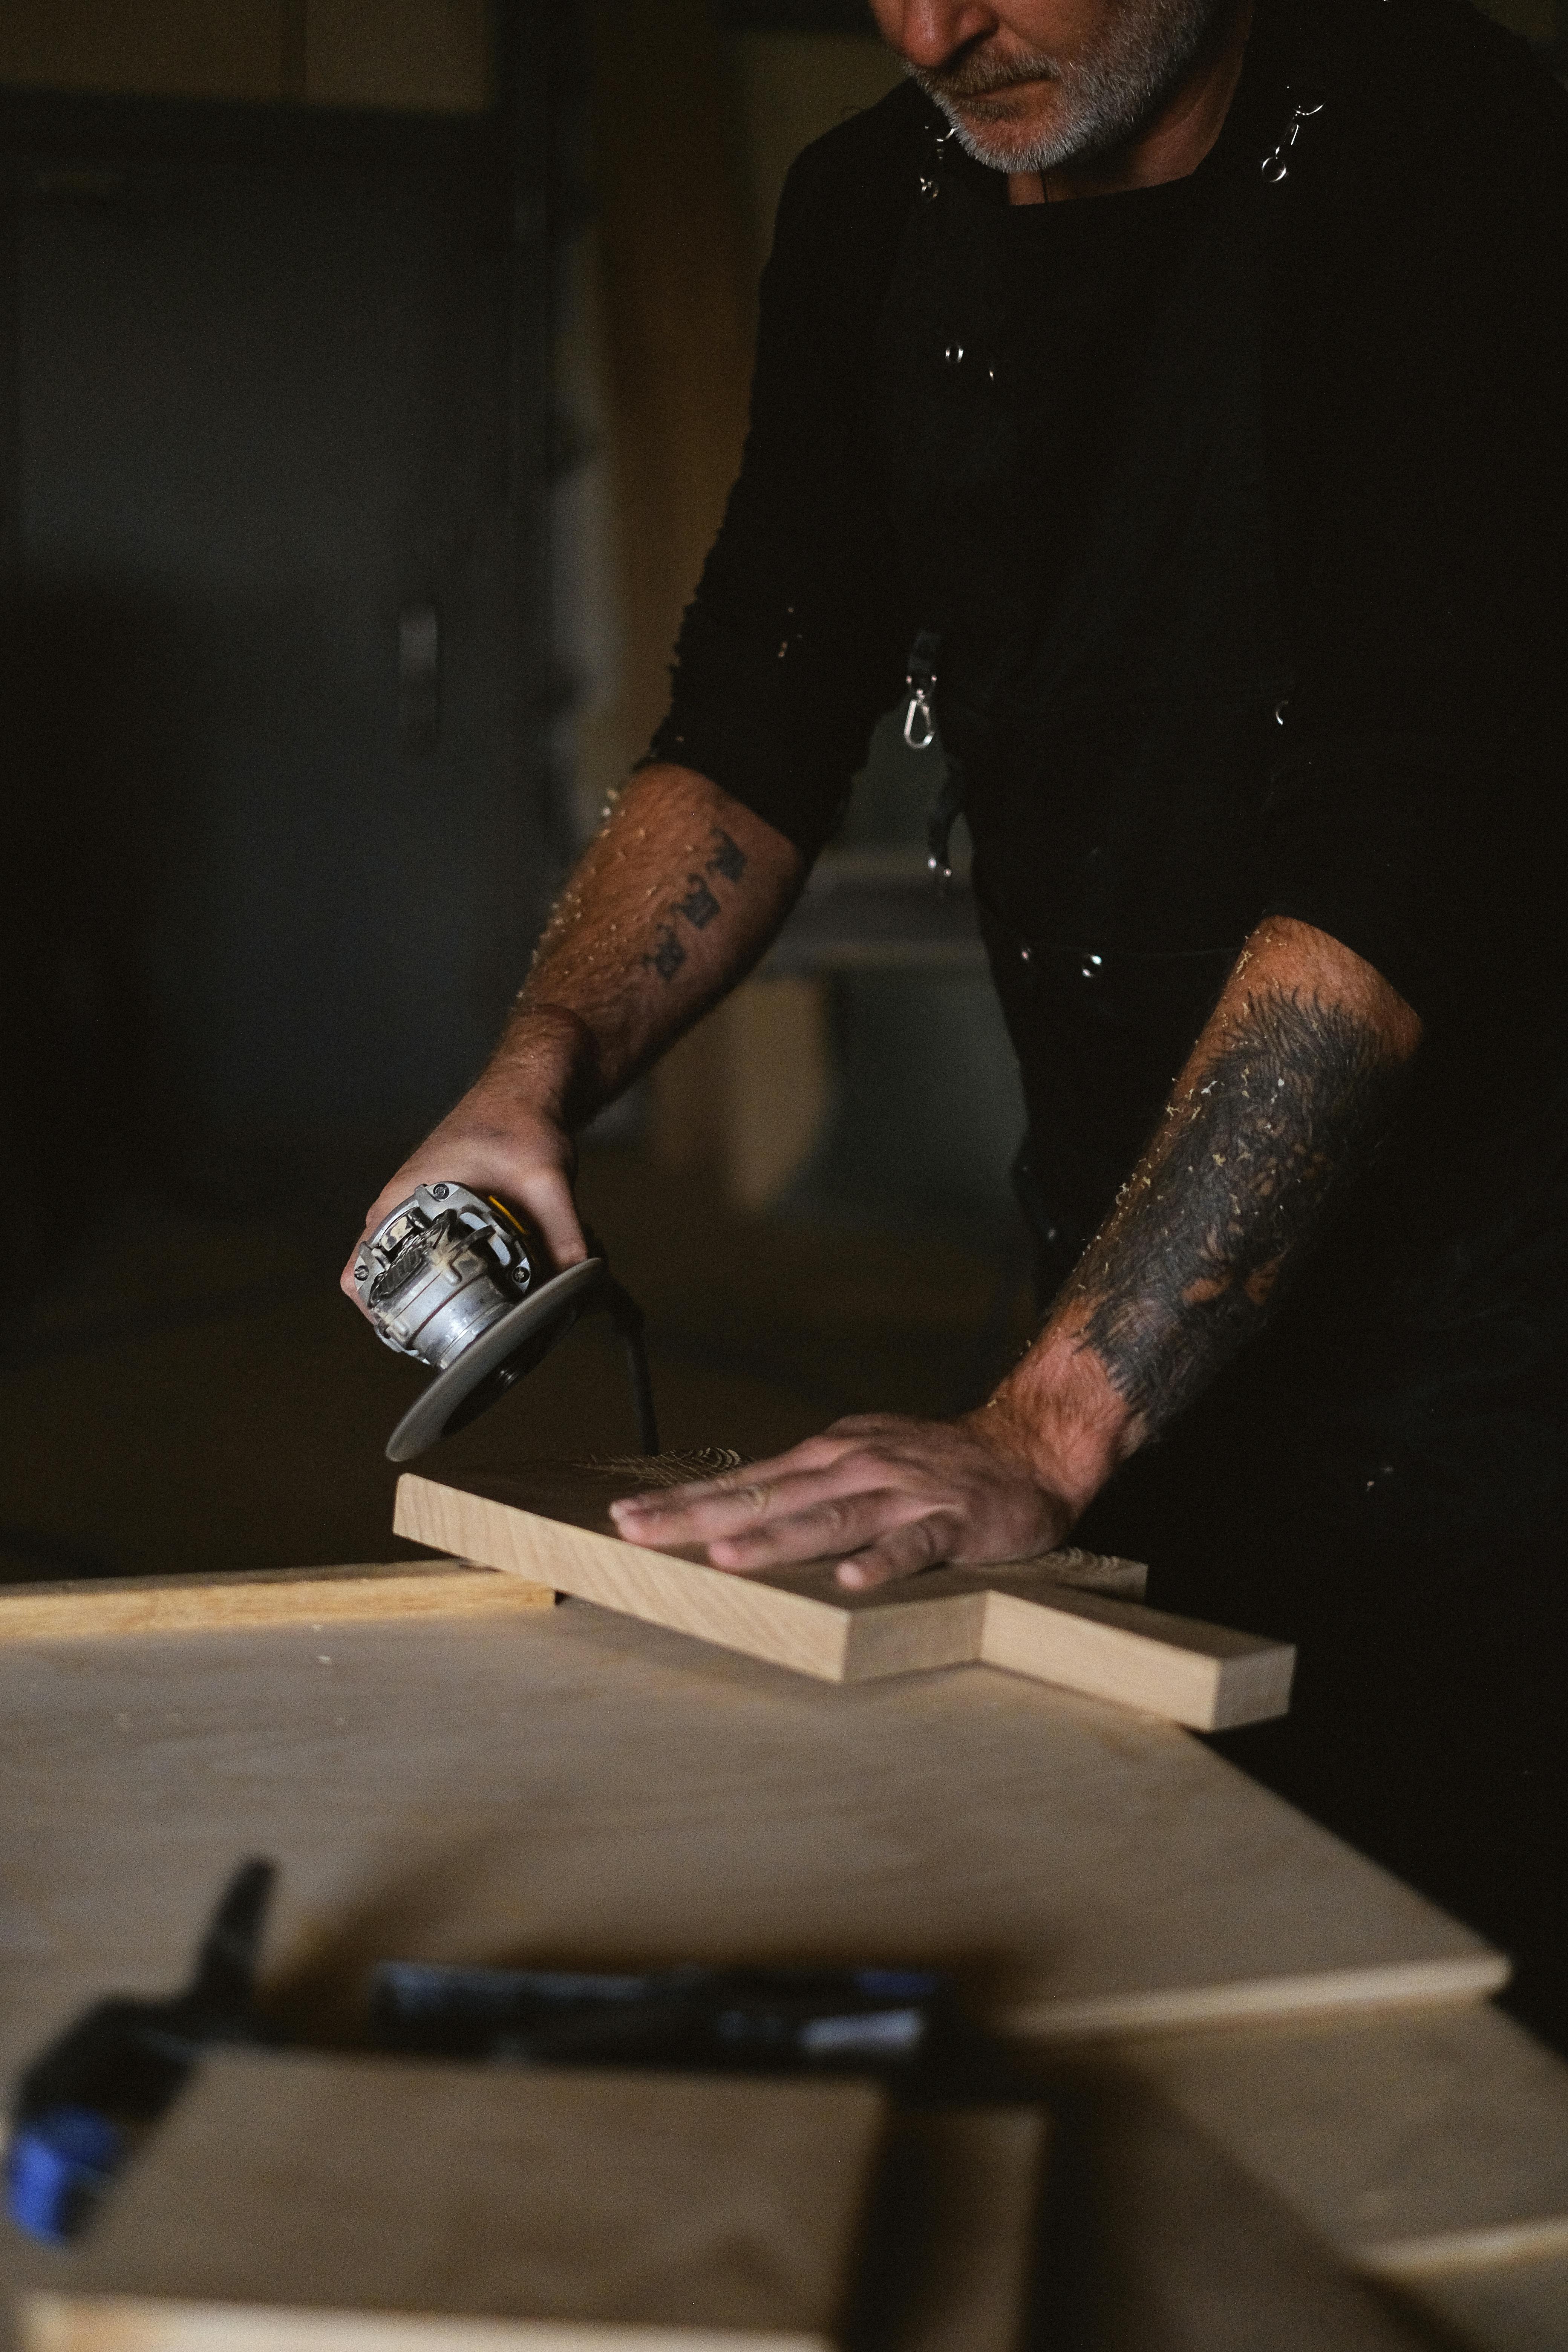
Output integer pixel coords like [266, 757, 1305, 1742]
[5, 2109, 124, 2246]
[5, 1859, 277, 2245]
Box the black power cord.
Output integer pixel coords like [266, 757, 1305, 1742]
[602, 1276, 660, 1456]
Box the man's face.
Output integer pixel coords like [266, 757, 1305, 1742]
[868, 0, 1226, 175]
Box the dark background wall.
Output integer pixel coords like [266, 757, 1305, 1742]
[0, 4, 565, 1216]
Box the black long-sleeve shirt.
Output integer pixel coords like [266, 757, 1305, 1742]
[654, 0, 1567, 1020]
[650, 0, 1568, 1531]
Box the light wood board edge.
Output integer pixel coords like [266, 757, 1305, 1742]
[395, 1480, 850, 1679]
[394, 1475, 1292, 1727]
[18, 2297, 828, 2352]
[998, 1952, 1511, 2045]
[1357, 2213, 1568, 2279]
[839, 1589, 987, 1681]
[981, 1589, 1295, 1732]
[0, 1563, 553, 1643]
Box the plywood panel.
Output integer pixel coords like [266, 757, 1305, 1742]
[0, 1, 286, 102]
[878, 2109, 1047, 2352]
[0, 1563, 551, 1642]
[729, 32, 905, 275]
[725, 977, 833, 1213]
[393, 1463, 1293, 1732]
[24, 2053, 885, 2349]
[1118, 2004, 1568, 2274]
[1060, 2080, 1447, 2352]
[0, 0, 491, 112]
[1392, 2251, 1568, 2352]
[589, 0, 754, 777]
[0, 1603, 1501, 2093]
[305, 0, 490, 113]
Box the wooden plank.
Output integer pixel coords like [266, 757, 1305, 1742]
[304, 0, 491, 113]
[21, 2081, 1047, 2352]
[1116, 2004, 1568, 2275]
[1390, 2250, 1568, 2352]
[24, 2053, 886, 2350]
[875, 2109, 1048, 2352]
[0, 1, 287, 103]
[1053, 2078, 1449, 2352]
[0, 1604, 1500, 2093]
[0, 1562, 552, 1643]
[393, 1463, 1293, 1732]
[979, 1582, 1295, 1733]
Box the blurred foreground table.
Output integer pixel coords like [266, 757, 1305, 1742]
[2, 1559, 1565, 2348]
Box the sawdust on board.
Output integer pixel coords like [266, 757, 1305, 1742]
[571, 1447, 744, 1488]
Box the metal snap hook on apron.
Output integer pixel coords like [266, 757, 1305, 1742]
[1262, 90, 1325, 184]
[902, 629, 940, 751]
[903, 691, 935, 751]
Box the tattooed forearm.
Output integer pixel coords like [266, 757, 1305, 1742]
[514, 765, 803, 1101]
[706, 828, 747, 885]
[1056, 988, 1410, 1435]
[673, 874, 721, 929]
[642, 825, 750, 982]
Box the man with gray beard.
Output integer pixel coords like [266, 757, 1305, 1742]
[350, 0, 1568, 2039]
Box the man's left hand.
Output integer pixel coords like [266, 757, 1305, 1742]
[608, 1412, 1076, 1589]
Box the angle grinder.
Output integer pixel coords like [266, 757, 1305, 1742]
[354, 1182, 657, 1464]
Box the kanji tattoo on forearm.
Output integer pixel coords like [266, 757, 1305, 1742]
[706, 828, 747, 885]
[642, 824, 752, 982]
[1057, 989, 1410, 1434]
[672, 874, 721, 929]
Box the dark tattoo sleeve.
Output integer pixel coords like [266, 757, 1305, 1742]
[673, 873, 721, 929]
[644, 824, 751, 980]
[706, 827, 747, 885]
[646, 925, 686, 982]
[1058, 989, 1409, 1434]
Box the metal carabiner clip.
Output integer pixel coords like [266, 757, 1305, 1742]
[1261, 89, 1325, 184]
[902, 629, 940, 752]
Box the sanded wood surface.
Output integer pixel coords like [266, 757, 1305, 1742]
[1, 1585, 1544, 2350]
[394, 1462, 1293, 1731]
[1054, 2079, 1450, 2352]
[875, 2109, 1048, 2352]
[0, 1600, 1501, 2114]
[24, 2054, 885, 2350]
[21, 2065, 1045, 2352]
[0, 1563, 551, 1642]
[1117, 2003, 1568, 2275]
[1391, 2250, 1568, 2352]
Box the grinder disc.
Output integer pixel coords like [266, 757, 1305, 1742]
[384, 1256, 606, 1464]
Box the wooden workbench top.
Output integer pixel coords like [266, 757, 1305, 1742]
[3, 1569, 1563, 2349]
[0, 1590, 1498, 2067]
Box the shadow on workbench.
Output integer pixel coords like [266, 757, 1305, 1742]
[0, 1141, 1029, 1585]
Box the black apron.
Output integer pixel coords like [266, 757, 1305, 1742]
[875, 125, 1292, 1285]
[871, 123, 1568, 2041]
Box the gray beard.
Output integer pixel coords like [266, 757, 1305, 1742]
[906, 0, 1224, 176]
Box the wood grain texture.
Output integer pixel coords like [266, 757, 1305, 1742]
[24, 2053, 884, 2350]
[392, 1462, 1292, 1732]
[22, 2073, 1046, 2352]
[0, 1602, 1499, 2108]
[1052, 2079, 1449, 2352]
[0, 1600, 1525, 2348]
[871, 2109, 1048, 2352]
[1117, 2003, 1568, 2276]
[0, 1563, 551, 1643]
[1388, 2250, 1568, 2352]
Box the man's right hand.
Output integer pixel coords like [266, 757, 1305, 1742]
[339, 1010, 593, 1315]
[340, 766, 806, 1320]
